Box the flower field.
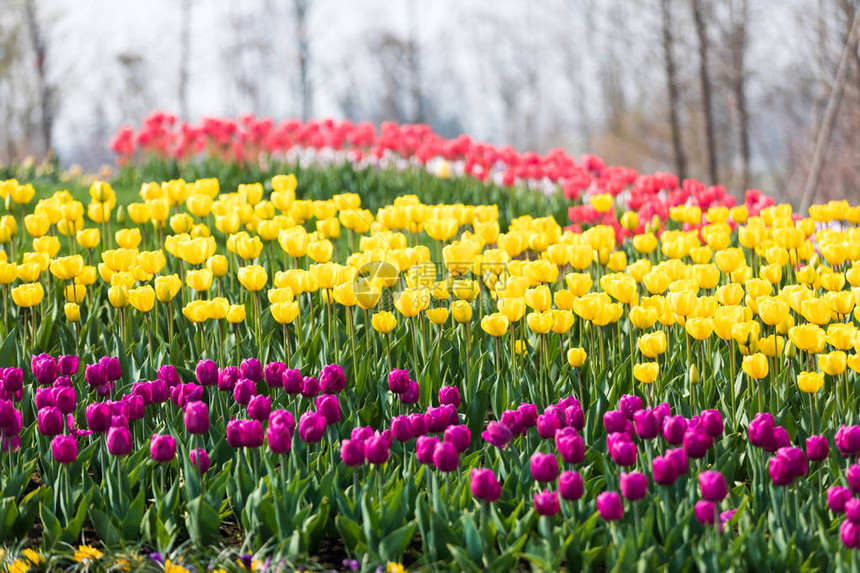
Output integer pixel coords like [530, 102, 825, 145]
[0, 114, 859, 571]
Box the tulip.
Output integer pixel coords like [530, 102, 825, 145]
[316, 394, 341, 424]
[806, 435, 829, 462]
[748, 413, 776, 449]
[742, 353, 768, 379]
[480, 313, 510, 337]
[438, 385, 461, 407]
[340, 439, 366, 467]
[482, 421, 513, 449]
[797, 371, 824, 393]
[608, 434, 637, 466]
[818, 352, 847, 376]
[695, 500, 717, 525]
[842, 521, 860, 549]
[652, 456, 677, 485]
[416, 435, 439, 466]
[596, 491, 623, 521]
[31, 354, 58, 385]
[555, 428, 585, 464]
[106, 426, 133, 457]
[233, 379, 257, 406]
[150, 434, 177, 462]
[190, 448, 211, 474]
[371, 311, 397, 334]
[365, 435, 391, 465]
[530, 453, 559, 482]
[432, 441, 459, 472]
[298, 412, 327, 443]
[700, 410, 724, 436]
[828, 486, 853, 513]
[388, 369, 410, 394]
[633, 362, 659, 384]
[471, 468, 501, 503]
[534, 490, 561, 516]
[444, 425, 471, 453]
[247, 395, 272, 422]
[51, 435, 77, 464]
[698, 471, 728, 502]
[836, 426, 860, 458]
[633, 409, 660, 439]
[847, 464, 860, 494]
[195, 360, 218, 386]
[182, 401, 209, 435]
[451, 300, 473, 323]
[566, 347, 587, 368]
[37, 407, 63, 436]
[320, 364, 346, 394]
[86, 403, 111, 433]
[57, 355, 79, 376]
[620, 472, 648, 501]
[683, 429, 713, 459]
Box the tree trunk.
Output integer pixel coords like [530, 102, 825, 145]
[691, 0, 718, 184]
[24, 0, 52, 156]
[294, 0, 312, 122]
[406, 0, 424, 123]
[730, 0, 751, 191]
[179, 0, 192, 121]
[661, 0, 687, 180]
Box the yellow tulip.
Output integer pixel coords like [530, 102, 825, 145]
[826, 291, 855, 316]
[632, 233, 658, 254]
[789, 324, 826, 353]
[115, 228, 142, 249]
[524, 285, 552, 312]
[797, 371, 824, 393]
[0, 262, 16, 285]
[183, 300, 208, 323]
[371, 311, 397, 334]
[715, 283, 744, 306]
[186, 269, 214, 292]
[76, 228, 100, 249]
[526, 311, 554, 334]
[633, 362, 659, 384]
[24, 213, 50, 237]
[63, 284, 86, 303]
[108, 285, 129, 308]
[685, 317, 713, 340]
[11, 183, 35, 204]
[33, 236, 60, 256]
[49, 255, 84, 281]
[226, 304, 246, 324]
[11, 283, 44, 307]
[17, 263, 41, 283]
[128, 285, 155, 312]
[818, 351, 847, 376]
[138, 250, 167, 275]
[758, 334, 785, 357]
[64, 302, 80, 322]
[426, 307, 450, 325]
[742, 353, 769, 379]
[237, 265, 268, 292]
[848, 354, 860, 373]
[590, 193, 613, 213]
[155, 274, 182, 302]
[395, 287, 429, 318]
[638, 331, 667, 358]
[567, 347, 587, 368]
[713, 305, 745, 340]
[600, 273, 637, 304]
[451, 300, 473, 323]
[826, 323, 857, 351]
[551, 310, 575, 334]
[629, 306, 658, 330]
[568, 243, 594, 269]
[758, 297, 790, 326]
[481, 313, 510, 337]
[186, 194, 213, 218]
[801, 298, 832, 326]
[310, 262, 341, 290]
[307, 240, 333, 263]
[271, 301, 300, 324]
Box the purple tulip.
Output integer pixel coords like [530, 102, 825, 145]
[537, 414, 562, 440]
[366, 435, 390, 465]
[0, 400, 16, 431]
[633, 409, 660, 440]
[240, 358, 263, 383]
[184, 401, 210, 435]
[471, 468, 501, 502]
[768, 426, 791, 452]
[555, 428, 585, 464]
[827, 486, 852, 513]
[233, 378, 257, 406]
[777, 446, 808, 479]
[241, 420, 264, 448]
[37, 407, 63, 436]
[190, 448, 211, 473]
[444, 425, 471, 453]
[699, 410, 724, 437]
[282, 369, 303, 394]
[597, 491, 623, 521]
[388, 369, 410, 394]
[698, 471, 728, 502]
[482, 421, 514, 449]
[107, 426, 132, 457]
[607, 433, 637, 467]
[269, 409, 296, 434]
[748, 412, 776, 449]
[298, 412, 327, 443]
[401, 381, 420, 405]
[662, 415, 687, 445]
[31, 354, 58, 385]
[58, 355, 79, 376]
[806, 435, 829, 462]
[408, 413, 428, 437]
[171, 383, 203, 408]
[847, 464, 860, 494]
[666, 448, 689, 476]
[619, 395, 643, 420]
[499, 410, 522, 436]
[86, 403, 111, 433]
[157, 365, 181, 387]
[267, 421, 293, 454]
[150, 434, 176, 462]
[34, 387, 53, 410]
[264, 362, 286, 388]
[51, 434, 77, 464]
[247, 395, 272, 422]
[425, 406, 448, 433]
[846, 499, 860, 524]
[620, 472, 648, 501]
[565, 405, 585, 432]
[534, 490, 560, 516]
[340, 439, 366, 467]
[842, 520, 860, 549]
[391, 416, 412, 442]
[559, 471, 584, 501]
[652, 455, 677, 486]
[518, 403, 539, 429]
[836, 425, 860, 458]
[104, 357, 122, 381]
[124, 395, 145, 421]
[768, 455, 793, 486]
[218, 366, 240, 392]
[416, 435, 439, 466]
[316, 394, 341, 425]
[439, 385, 461, 407]
[603, 410, 627, 434]
[433, 441, 459, 472]
[1, 368, 23, 394]
[683, 429, 713, 459]
[320, 364, 346, 394]
[695, 500, 717, 525]
[653, 402, 671, 422]
[50, 387, 73, 416]
[195, 359, 218, 386]
[530, 452, 559, 482]
[301, 376, 320, 398]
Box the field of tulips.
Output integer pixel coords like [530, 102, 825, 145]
[0, 116, 860, 571]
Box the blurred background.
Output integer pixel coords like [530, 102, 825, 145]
[0, 0, 858, 205]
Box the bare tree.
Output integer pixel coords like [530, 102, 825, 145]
[24, 0, 53, 156]
[661, 0, 687, 180]
[178, 0, 192, 121]
[294, 0, 312, 121]
[691, 0, 718, 184]
[726, 0, 751, 190]
[406, 0, 424, 123]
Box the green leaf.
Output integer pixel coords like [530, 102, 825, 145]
[335, 515, 365, 553]
[185, 496, 222, 546]
[39, 503, 62, 551]
[378, 522, 417, 562]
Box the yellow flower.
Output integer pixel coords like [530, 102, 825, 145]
[757, 335, 785, 357]
[279, 227, 310, 258]
[386, 563, 407, 573]
[742, 353, 768, 379]
[307, 240, 333, 263]
[685, 317, 713, 341]
[50, 255, 84, 281]
[629, 306, 658, 330]
[128, 285, 156, 312]
[73, 545, 103, 563]
[758, 297, 789, 327]
[0, 262, 16, 285]
[826, 323, 857, 351]
[789, 324, 826, 354]
[797, 371, 824, 393]
[590, 193, 613, 213]
[633, 362, 659, 384]
[11, 182, 35, 204]
[372, 311, 397, 334]
[638, 331, 667, 358]
[76, 228, 100, 249]
[186, 268, 214, 292]
[207, 254, 229, 278]
[11, 283, 44, 307]
[238, 265, 268, 292]
[271, 301, 300, 324]
[480, 313, 510, 337]
[187, 193, 213, 217]
[567, 347, 587, 368]
[551, 310, 575, 334]
[818, 351, 847, 376]
[310, 262, 342, 290]
[108, 285, 129, 308]
[206, 297, 230, 320]
[497, 297, 526, 323]
[632, 233, 657, 254]
[526, 311, 554, 334]
[155, 274, 183, 302]
[524, 285, 552, 312]
[24, 213, 50, 237]
[164, 559, 192, 573]
[227, 304, 246, 324]
[395, 288, 429, 318]
[600, 273, 637, 304]
[451, 300, 473, 323]
[426, 307, 449, 325]
[65, 302, 81, 322]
